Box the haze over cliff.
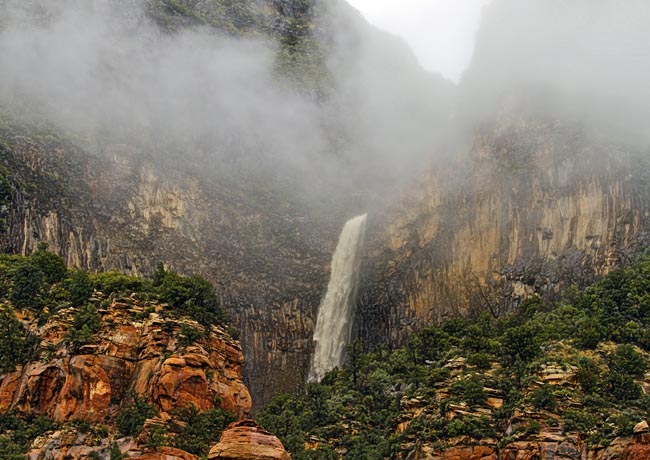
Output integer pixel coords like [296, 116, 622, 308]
[1, 0, 650, 420]
[0, 0, 453, 205]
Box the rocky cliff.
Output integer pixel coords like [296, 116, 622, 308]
[0, 0, 345, 410]
[0, 279, 253, 459]
[0, 122, 336, 409]
[209, 420, 291, 460]
[2, 0, 650, 414]
[358, 118, 650, 347]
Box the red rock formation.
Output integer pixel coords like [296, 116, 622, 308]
[0, 298, 251, 422]
[208, 420, 291, 460]
[131, 447, 199, 460]
[408, 444, 497, 460]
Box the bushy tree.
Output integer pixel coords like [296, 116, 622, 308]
[609, 344, 646, 377]
[30, 243, 66, 285]
[172, 405, 235, 455]
[67, 303, 101, 351]
[0, 309, 37, 373]
[605, 373, 642, 401]
[116, 393, 157, 437]
[0, 435, 26, 460]
[64, 270, 93, 305]
[451, 374, 487, 408]
[500, 324, 540, 367]
[154, 268, 227, 328]
[8, 262, 45, 310]
[91, 272, 149, 296]
[576, 357, 601, 394]
[529, 385, 558, 411]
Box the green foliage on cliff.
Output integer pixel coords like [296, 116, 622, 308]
[0, 413, 57, 460]
[67, 303, 102, 351]
[0, 310, 37, 374]
[116, 393, 158, 437]
[0, 248, 231, 377]
[0, 248, 228, 322]
[260, 254, 650, 458]
[154, 264, 228, 330]
[171, 405, 236, 455]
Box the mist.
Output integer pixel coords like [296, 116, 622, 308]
[2, 0, 647, 208]
[0, 0, 455, 205]
[460, 0, 650, 146]
[0, 1, 328, 180]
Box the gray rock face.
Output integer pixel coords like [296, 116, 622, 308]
[357, 119, 650, 348]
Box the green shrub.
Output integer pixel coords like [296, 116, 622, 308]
[109, 443, 126, 460]
[91, 272, 149, 296]
[406, 327, 450, 364]
[529, 385, 558, 411]
[576, 357, 600, 394]
[451, 375, 487, 408]
[563, 410, 599, 434]
[466, 352, 492, 370]
[574, 316, 605, 349]
[605, 373, 642, 401]
[64, 270, 93, 306]
[0, 309, 38, 373]
[116, 393, 157, 437]
[179, 323, 203, 348]
[67, 303, 101, 351]
[0, 412, 57, 455]
[30, 244, 66, 285]
[500, 325, 540, 367]
[609, 344, 646, 377]
[172, 405, 235, 455]
[0, 435, 26, 460]
[155, 269, 227, 328]
[8, 261, 45, 310]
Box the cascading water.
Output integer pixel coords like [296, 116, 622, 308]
[308, 213, 368, 382]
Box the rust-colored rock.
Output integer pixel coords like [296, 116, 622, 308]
[358, 120, 650, 349]
[0, 299, 251, 423]
[208, 420, 291, 460]
[132, 447, 199, 460]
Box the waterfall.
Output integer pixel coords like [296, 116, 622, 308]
[308, 213, 368, 382]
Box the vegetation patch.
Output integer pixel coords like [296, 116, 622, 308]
[259, 254, 650, 459]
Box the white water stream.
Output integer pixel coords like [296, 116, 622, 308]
[308, 214, 368, 382]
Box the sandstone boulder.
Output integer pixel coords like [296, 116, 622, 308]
[208, 420, 290, 460]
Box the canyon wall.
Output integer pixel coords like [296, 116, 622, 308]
[5, 116, 650, 408]
[358, 119, 650, 347]
[0, 127, 336, 409]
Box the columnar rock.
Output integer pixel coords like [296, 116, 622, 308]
[358, 120, 650, 346]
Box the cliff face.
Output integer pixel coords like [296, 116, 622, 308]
[3, 1, 650, 414]
[6, 117, 650, 410]
[0, 296, 251, 421]
[0, 285, 253, 459]
[358, 119, 650, 346]
[0, 128, 335, 410]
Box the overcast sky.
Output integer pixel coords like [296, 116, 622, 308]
[346, 0, 493, 82]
